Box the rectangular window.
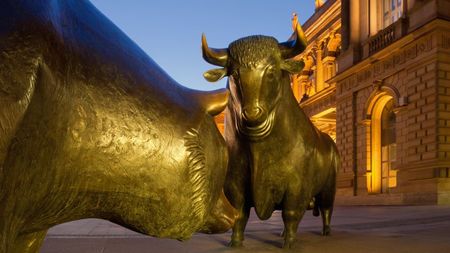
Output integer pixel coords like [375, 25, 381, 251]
[382, 0, 403, 28]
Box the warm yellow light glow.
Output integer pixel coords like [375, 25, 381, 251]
[315, 0, 325, 10]
[368, 94, 393, 193]
[366, 171, 372, 192]
[214, 112, 225, 136]
[311, 107, 336, 119]
[369, 0, 378, 35]
[389, 170, 398, 188]
[316, 47, 324, 91]
[311, 108, 337, 141]
[290, 76, 302, 102]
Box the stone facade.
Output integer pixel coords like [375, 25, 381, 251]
[292, 0, 341, 141]
[330, 0, 450, 205]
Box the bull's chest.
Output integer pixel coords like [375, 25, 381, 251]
[249, 148, 302, 206]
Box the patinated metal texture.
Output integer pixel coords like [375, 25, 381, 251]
[202, 22, 340, 248]
[0, 1, 236, 252]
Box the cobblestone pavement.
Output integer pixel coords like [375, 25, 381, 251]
[41, 205, 450, 253]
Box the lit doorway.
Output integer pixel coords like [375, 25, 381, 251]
[380, 99, 396, 193]
[368, 95, 397, 193]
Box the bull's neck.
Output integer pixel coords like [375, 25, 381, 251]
[279, 81, 307, 118]
[274, 78, 312, 133]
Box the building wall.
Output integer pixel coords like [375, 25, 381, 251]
[334, 5, 450, 204]
[293, 0, 341, 140]
[296, 0, 450, 205]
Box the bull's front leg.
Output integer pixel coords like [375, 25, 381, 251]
[281, 195, 307, 249]
[229, 204, 250, 247]
[223, 174, 251, 248]
[0, 226, 47, 253]
[224, 140, 251, 248]
[11, 230, 47, 253]
[224, 168, 251, 247]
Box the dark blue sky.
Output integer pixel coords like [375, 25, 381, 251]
[90, 1, 316, 91]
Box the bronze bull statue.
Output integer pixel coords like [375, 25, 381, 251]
[202, 22, 340, 248]
[0, 1, 236, 252]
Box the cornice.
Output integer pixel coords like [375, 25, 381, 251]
[331, 19, 450, 84]
[299, 85, 336, 107]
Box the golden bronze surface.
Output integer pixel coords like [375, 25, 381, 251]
[203, 21, 340, 248]
[0, 1, 235, 252]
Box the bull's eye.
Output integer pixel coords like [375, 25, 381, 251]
[265, 67, 276, 80]
[230, 74, 239, 86]
[229, 76, 241, 102]
[230, 69, 239, 79]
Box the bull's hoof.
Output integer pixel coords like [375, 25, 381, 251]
[282, 237, 297, 249]
[322, 226, 331, 236]
[313, 208, 320, 217]
[228, 240, 243, 248]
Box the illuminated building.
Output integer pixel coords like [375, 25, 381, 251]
[293, 0, 450, 205]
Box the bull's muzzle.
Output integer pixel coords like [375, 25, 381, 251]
[242, 106, 266, 127]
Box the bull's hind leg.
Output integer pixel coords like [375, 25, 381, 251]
[319, 203, 333, 236]
[317, 177, 336, 236]
[311, 197, 320, 217]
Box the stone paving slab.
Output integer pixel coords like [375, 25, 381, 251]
[41, 206, 450, 253]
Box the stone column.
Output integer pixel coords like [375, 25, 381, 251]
[369, 0, 378, 36]
[315, 44, 324, 92]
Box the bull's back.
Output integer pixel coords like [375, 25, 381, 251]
[0, 0, 229, 238]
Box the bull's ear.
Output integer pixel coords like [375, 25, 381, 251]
[203, 68, 228, 82]
[281, 59, 305, 74]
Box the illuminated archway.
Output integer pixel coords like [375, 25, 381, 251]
[365, 85, 400, 194]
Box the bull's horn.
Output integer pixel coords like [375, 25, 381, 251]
[202, 33, 228, 67]
[279, 23, 308, 59]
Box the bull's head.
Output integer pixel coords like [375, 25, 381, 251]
[202, 24, 307, 140]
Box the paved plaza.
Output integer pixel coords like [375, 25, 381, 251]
[41, 205, 450, 253]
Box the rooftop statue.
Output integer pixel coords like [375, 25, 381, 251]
[0, 1, 236, 252]
[202, 18, 340, 248]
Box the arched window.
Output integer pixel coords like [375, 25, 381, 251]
[367, 94, 398, 193]
[380, 99, 396, 192]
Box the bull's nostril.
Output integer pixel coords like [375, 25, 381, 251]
[253, 107, 262, 117]
[243, 107, 262, 121]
